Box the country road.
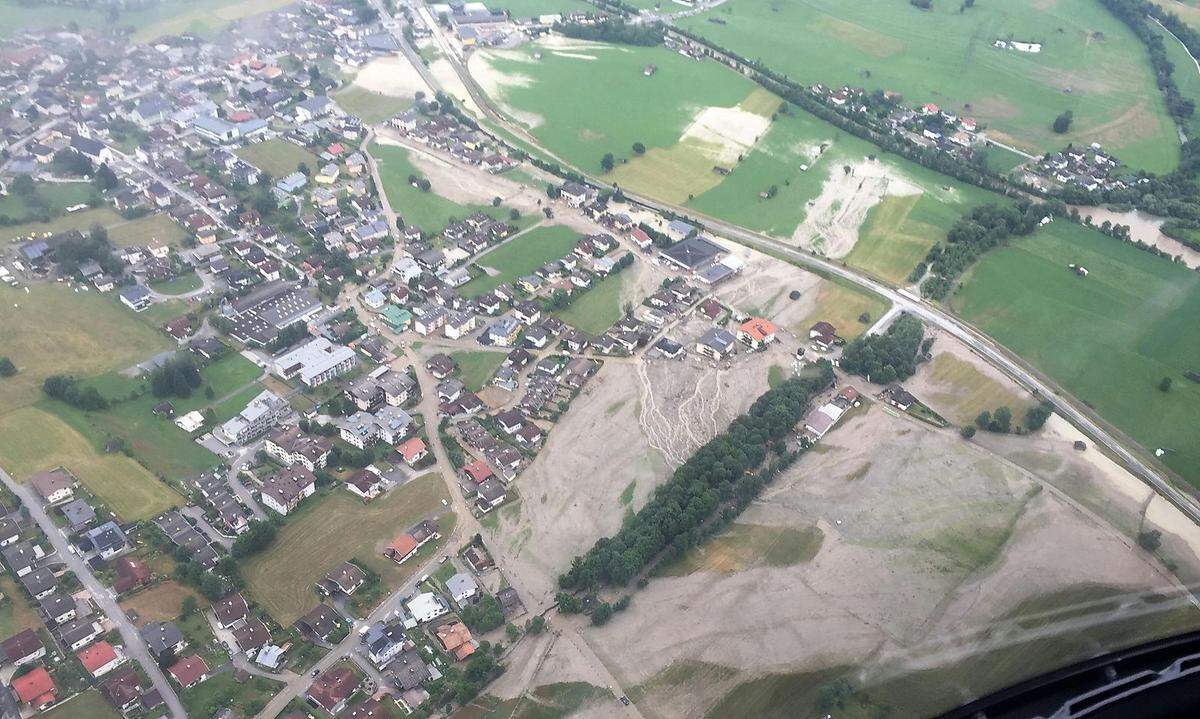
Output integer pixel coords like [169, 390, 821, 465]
[0, 468, 187, 719]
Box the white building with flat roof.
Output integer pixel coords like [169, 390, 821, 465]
[217, 390, 289, 445]
[272, 337, 358, 387]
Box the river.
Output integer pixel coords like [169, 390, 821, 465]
[1070, 205, 1200, 269]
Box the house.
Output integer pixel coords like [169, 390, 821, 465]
[560, 181, 589, 207]
[737, 317, 778, 350]
[397, 437, 428, 466]
[476, 477, 506, 512]
[260, 465, 317, 516]
[426, 354, 458, 379]
[30, 469, 74, 504]
[345, 468, 385, 501]
[265, 426, 333, 471]
[694, 328, 736, 361]
[19, 567, 56, 600]
[232, 619, 271, 656]
[883, 384, 916, 411]
[446, 573, 480, 608]
[2, 541, 41, 577]
[809, 321, 838, 350]
[364, 621, 408, 666]
[405, 592, 449, 623]
[0, 629, 45, 667]
[140, 621, 186, 662]
[57, 618, 103, 651]
[385, 534, 420, 565]
[59, 498, 96, 530]
[113, 557, 151, 594]
[321, 562, 366, 596]
[168, 654, 209, 688]
[119, 284, 152, 311]
[0, 517, 18, 548]
[216, 389, 289, 445]
[100, 668, 152, 715]
[307, 665, 359, 715]
[298, 604, 342, 642]
[388, 649, 431, 692]
[212, 593, 249, 630]
[78, 641, 124, 678]
[84, 521, 128, 559]
[435, 620, 476, 661]
[39, 593, 77, 625]
[11, 666, 56, 710]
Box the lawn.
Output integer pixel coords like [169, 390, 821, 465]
[460, 224, 577, 298]
[0, 207, 123, 245]
[678, 0, 1180, 172]
[182, 671, 285, 719]
[553, 269, 624, 334]
[0, 283, 171, 415]
[119, 581, 201, 623]
[150, 273, 203, 295]
[236, 139, 320, 179]
[371, 142, 499, 231]
[241, 474, 453, 625]
[107, 213, 188, 248]
[0, 406, 183, 521]
[38, 353, 260, 481]
[793, 278, 888, 342]
[475, 38, 767, 200]
[0, 575, 41, 639]
[952, 221, 1200, 486]
[0, 182, 96, 229]
[448, 351, 507, 392]
[334, 86, 413, 124]
[38, 691, 122, 719]
[488, 0, 593, 19]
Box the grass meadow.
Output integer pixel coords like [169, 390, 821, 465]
[371, 142, 502, 231]
[952, 221, 1200, 486]
[448, 350, 507, 392]
[333, 86, 413, 124]
[241, 473, 454, 625]
[554, 269, 625, 334]
[678, 0, 1180, 172]
[236, 139, 320, 180]
[461, 224, 578, 297]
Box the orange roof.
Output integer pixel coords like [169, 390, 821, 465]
[77, 641, 118, 674]
[12, 667, 55, 705]
[738, 317, 778, 342]
[463, 460, 492, 483]
[397, 437, 427, 463]
[435, 621, 474, 661]
[387, 533, 418, 558]
[168, 654, 209, 686]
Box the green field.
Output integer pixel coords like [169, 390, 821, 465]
[0, 575, 41, 639]
[151, 273, 203, 295]
[0, 182, 96, 227]
[39, 353, 260, 482]
[236, 139, 320, 179]
[1152, 0, 1200, 31]
[0, 283, 171, 415]
[953, 221, 1200, 485]
[0, 0, 293, 40]
[461, 224, 578, 298]
[334, 86, 413, 124]
[242, 474, 453, 625]
[553, 269, 625, 334]
[489, 0, 593, 19]
[678, 0, 1180, 172]
[475, 38, 767, 199]
[0, 406, 183, 520]
[38, 691, 122, 719]
[448, 350, 507, 392]
[794, 278, 889, 342]
[372, 143, 498, 231]
[108, 213, 189, 248]
[182, 671, 284, 719]
[1154, 21, 1200, 138]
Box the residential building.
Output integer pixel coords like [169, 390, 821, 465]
[216, 389, 288, 445]
[273, 337, 358, 387]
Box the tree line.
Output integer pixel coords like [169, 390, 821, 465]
[554, 19, 664, 46]
[839, 314, 925, 385]
[920, 202, 1052, 300]
[558, 364, 835, 591]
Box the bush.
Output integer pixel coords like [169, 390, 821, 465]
[231, 521, 277, 558]
[0, 357, 15, 377]
[960, 425, 976, 439]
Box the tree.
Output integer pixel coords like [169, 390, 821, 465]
[1159, 376, 1173, 392]
[0, 357, 15, 377]
[491, 196, 501, 207]
[1024, 401, 1053, 430]
[632, 142, 646, 155]
[92, 163, 118, 191]
[975, 410, 991, 429]
[960, 425, 976, 439]
[989, 406, 1012, 433]
[591, 601, 613, 626]
[180, 595, 199, 617]
[555, 592, 582, 613]
[1052, 110, 1074, 134]
[1138, 529, 1162, 552]
[231, 521, 277, 558]
[526, 616, 546, 634]
[509, 208, 520, 221]
[600, 153, 615, 172]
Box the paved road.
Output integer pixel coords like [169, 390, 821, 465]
[0, 469, 187, 719]
[227, 446, 269, 521]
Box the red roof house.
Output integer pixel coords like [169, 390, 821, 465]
[12, 667, 56, 709]
[168, 654, 209, 688]
[77, 641, 123, 677]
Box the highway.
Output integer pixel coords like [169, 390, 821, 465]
[400, 3, 1200, 529]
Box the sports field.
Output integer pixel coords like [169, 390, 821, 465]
[237, 139, 320, 180]
[678, 0, 1180, 172]
[241, 473, 453, 625]
[460, 224, 578, 298]
[0, 283, 171, 415]
[371, 142, 498, 231]
[0, 406, 183, 520]
[953, 221, 1200, 486]
[472, 38, 769, 200]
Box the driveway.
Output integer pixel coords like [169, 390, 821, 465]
[0, 469, 187, 719]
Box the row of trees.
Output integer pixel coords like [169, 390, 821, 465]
[920, 202, 1052, 300]
[839, 314, 925, 385]
[558, 365, 835, 590]
[554, 19, 665, 46]
[42, 375, 108, 411]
